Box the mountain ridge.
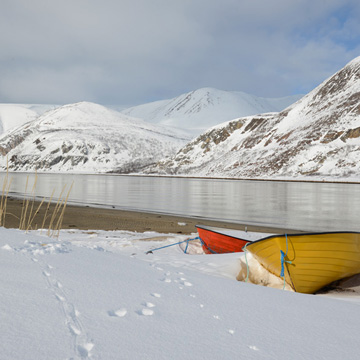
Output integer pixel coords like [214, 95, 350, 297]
[144, 57, 360, 181]
[0, 102, 190, 173]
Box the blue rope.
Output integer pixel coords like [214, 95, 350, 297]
[184, 239, 190, 254]
[146, 237, 200, 254]
[280, 234, 292, 289]
[280, 250, 286, 277]
[197, 237, 220, 254]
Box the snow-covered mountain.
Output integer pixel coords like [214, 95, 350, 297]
[145, 57, 360, 181]
[121, 88, 301, 135]
[0, 102, 190, 173]
[0, 104, 39, 135]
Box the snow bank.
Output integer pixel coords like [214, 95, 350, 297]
[1, 227, 360, 359]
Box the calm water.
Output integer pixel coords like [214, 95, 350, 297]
[3, 172, 360, 232]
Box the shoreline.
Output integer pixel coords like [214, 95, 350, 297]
[2, 171, 360, 185]
[4, 197, 297, 235]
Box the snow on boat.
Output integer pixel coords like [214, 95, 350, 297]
[244, 232, 360, 294]
[195, 225, 274, 254]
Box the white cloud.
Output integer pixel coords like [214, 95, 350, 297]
[1, 0, 359, 104]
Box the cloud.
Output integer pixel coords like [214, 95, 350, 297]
[1, 0, 359, 105]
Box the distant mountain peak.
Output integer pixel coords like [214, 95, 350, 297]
[122, 88, 301, 135]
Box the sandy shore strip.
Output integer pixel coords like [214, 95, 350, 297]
[3, 196, 298, 235]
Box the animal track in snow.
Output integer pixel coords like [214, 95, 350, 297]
[37, 257, 95, 359]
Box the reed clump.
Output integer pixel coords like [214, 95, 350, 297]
[1, 172, 73, 238]
[0, 167, 12, 228]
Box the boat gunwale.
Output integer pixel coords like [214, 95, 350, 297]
[195, 224, 266, 244]
[243, 230, 360, 250]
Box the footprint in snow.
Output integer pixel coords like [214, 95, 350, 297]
[108, 308, 127, 317]
[162, 278, 171, 283]
[151, 293, 161, 298]
[77, 343, 94, 358]
[139, 308, 154, 316]
[55, 294, 65, 302]
[143, 302, 155, 308]
[69, 323, 82, 335]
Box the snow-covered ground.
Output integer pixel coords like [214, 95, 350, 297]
[2, 227, 360, 359]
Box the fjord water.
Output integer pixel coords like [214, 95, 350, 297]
[5, 173, 360, 232]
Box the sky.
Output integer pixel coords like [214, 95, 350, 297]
[1, 0, 359, 106]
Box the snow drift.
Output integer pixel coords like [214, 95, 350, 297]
[2, 227, 360, 359]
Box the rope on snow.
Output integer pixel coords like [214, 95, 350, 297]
[146, 237, 200, 254]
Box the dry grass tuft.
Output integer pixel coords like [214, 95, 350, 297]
[1, 170, 73, 238]
[0, 163, 12, 227]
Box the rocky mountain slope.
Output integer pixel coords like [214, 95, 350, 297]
[145, 57, 360, 181]
[122, 88, 301, 135]
[0, 102, 190, 173]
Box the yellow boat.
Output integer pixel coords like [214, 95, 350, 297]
[244, 232, 360, 294]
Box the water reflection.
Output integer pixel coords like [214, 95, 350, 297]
[2, 172, 360, 232]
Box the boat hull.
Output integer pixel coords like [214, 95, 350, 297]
[196, 225, 266, 254]
[245, 232, 360, 294]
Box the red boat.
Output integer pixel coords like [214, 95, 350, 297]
[196, 225, 272, 254]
